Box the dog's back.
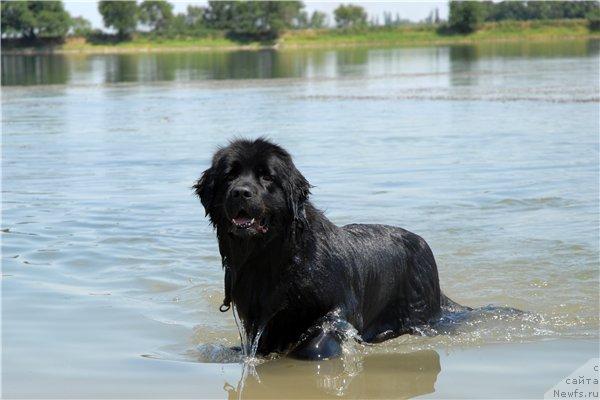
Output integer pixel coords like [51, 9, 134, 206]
[335, 223, 443, 341]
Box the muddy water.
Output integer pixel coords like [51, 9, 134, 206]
[2, 40, 598, 398]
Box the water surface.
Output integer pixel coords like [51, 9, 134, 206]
[2, 40, 599, 398]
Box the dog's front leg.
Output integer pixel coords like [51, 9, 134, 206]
[288, 327, 343, 360]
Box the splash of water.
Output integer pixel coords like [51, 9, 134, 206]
[197, 302, 572, 363]
[230, 304, 269, 400]
[232, 305, 249, 356]
[232, 304, 266, 361]
[301, 313, 365, 397]
[249, 328, 264, 360]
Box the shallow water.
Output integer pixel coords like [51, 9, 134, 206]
[2, 40, 599, 398]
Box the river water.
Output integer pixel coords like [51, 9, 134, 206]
[2, 40, 599, 398]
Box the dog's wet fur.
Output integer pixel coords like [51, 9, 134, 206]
[194, 138, 465, 360]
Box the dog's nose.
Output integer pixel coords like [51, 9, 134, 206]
[232, 187, 253, 199]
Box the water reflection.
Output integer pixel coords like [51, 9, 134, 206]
[335, 48, 369, 75]
[2, 39, 596, 86]
[105, 54, 141, 82]
[449, 46, 479, 87]
[1, 54, 70, 85]
[224, 350, 441, 399]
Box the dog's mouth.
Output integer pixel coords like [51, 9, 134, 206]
[231, 210, 268, 234]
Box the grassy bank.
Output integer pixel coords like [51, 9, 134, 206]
[3, 19, 598, 55]
[283, 19, 598, 48]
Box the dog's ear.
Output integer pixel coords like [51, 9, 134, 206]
[284, 165, 311, 222]
[194, 148, 226, 218]
[193, 167, 216, 217]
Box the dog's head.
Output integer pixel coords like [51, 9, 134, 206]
[194, 138, 310, 240]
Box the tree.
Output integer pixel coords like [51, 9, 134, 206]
[310, 11, 327, 28]
[180, 5, 207, 36]
[1, 1, 70, 39]
[1, 1, 33, 38]
[482, 1, 599, 22]
[70, 16, 92, 36]
[554, 1, 598, 19]
[448, 1, 484, 33]
[98, 0, 138, 39]
[588, 7, 600, 31]
[333, 4, 367, 29]
[295, 11, 309, 28]
[204, 1, 304, 40]
[521, 1, 553, 20]
[424, 10, 435, 24]
[185, 5, 204, 26]
[161, 6, 209, 38]
[486, 1, 528, 21]
[139, 0, 173, 33]
[425, 8, 441, 24]
[383, 11, 392, 26]
[203, 1, 232, 30]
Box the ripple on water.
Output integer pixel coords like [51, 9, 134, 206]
[492, 196, 578, 209]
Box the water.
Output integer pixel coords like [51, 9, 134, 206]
[2, 40, 599, 398]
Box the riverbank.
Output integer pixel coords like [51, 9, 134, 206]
[283, 19, 598, 48]
[3, 19, 598, 55]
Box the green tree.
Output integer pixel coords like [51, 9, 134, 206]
[185, 5, 205, 26]
[588, 7, 600, 31]
[482, 1, 599, 21]
[310, 11, 327, 28]
[554, 1, 598, 19]
[1, 1, 70, 39]
[179, 5, 207, 36]
[161, 6, 209, 38]
[296, 11, 309, 28]
[522, 1, 554, 20]
[204, 1, 304, 40]
[203, 1, 232, 30]
[138, 0, 173, 33]
[70, 16, 92, 36]
[98, 0, 138, 39]
[448, 1, 484, 33]
[1, 1, 34, 38]
[333, 4, 367, 29]
[484, 1, 528, 21]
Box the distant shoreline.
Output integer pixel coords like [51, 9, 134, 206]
[3, 20, 598, 55]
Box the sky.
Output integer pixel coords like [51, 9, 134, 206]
[64, 1, 449, 29]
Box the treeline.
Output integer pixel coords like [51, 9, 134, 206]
[0, 1, 359, 42]
[1, 0, 599, 44]
[97, 1, 318, 40]
[1, 1, 72, 40]
[448, 1, 599, 33]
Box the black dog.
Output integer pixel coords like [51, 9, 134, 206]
[194, 138, 461, 360]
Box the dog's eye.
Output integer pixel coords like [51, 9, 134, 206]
[225, 162, 241, 181]
[257, 166, 273, 182]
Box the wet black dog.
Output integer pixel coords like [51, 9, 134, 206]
[194, 138, 460, 360]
